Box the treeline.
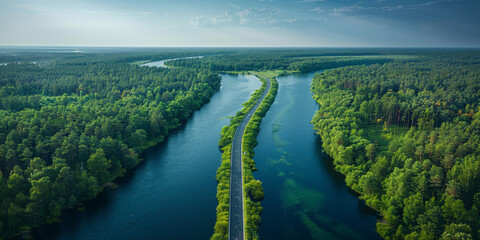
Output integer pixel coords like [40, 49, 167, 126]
[212, 75, 278, 240]
[167, 54, 396, 73]
[311, 52, 480, 239]
[0, 53, 221, 238]
[0, 62, 217, 111]
[0, 47, 233, 66]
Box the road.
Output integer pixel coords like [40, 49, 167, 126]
[229, 75, 271, 240]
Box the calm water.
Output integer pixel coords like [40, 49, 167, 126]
[253, 71, 381, 240]
[140, 56, 203, 68]
[32, 73, 261, 240]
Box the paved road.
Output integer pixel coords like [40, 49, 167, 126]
[229, 75, 271, 240]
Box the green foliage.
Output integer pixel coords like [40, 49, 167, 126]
[245, 180, 264, 201]
[166, 49, 418, 73]
[0, 51, 221, 238]
[442, 223, 473, 240]
[311, 51, 480, 239]
[86, 149, 111, 184]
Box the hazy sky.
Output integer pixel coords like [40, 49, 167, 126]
[0, 0, 479, 47]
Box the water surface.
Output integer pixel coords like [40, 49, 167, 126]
[254, 71, 381, 240]
[140, 56, 203, 68]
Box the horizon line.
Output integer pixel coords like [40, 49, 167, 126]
[1, 45, 480, 49]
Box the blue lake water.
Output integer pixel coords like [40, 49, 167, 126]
[253, 71, 381, 240]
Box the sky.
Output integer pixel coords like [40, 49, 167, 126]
[0, 0, 479, 47]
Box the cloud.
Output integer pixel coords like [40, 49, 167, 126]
[380, 1, 437, 11]
[228, 3, 241, 9]
[310, 7, 324, 13]
[268, 18, 296, 24]
[212, 11, 233, 24]
[255, 8, 282, 16]
[82, 10, 158, 16]
[330, 5, 369, 16]
[235, 9, 252, 24]
[190, 10, 244, 26]
[191, 8, 285, 26]
[268, 17, 324, 24]
[190, 14, 231, 26]
[328, 0, 461, 16]
[298, 0, 325, 3]
[190, 15, 222, 26]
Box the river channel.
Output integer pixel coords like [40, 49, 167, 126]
[253, 71, 381, 240]
[32, 72, 261, 240]
[32, 64, 380, 240]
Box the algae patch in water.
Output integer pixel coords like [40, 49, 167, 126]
[281, 178, 361, 240]
[272, 136, 287, 147]
[272, 122, 282, 134]
[271, 121, 291, 163]
[299, 212, 337, 240]
[273, 155, 291, 166]
[282, 178, 324, 214]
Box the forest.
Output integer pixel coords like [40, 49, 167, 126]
[0, 50, 221, 238]
[311, 51, 480, 239]
[167, 52, 397, 73]
[1, 47, 479, 239]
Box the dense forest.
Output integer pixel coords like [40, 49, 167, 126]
[167, 53, 397, 73]
[0, 50, 221, 238]
[2, 47, 479, 239]
[311, 51, 480, 239]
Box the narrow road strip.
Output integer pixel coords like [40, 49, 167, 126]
[228, 75, 271, 240]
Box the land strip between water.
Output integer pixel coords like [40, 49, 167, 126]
[212, 73, 278, 240]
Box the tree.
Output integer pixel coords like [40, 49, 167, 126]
[359, 171, 379, 195]
[7, 203, 22, 229]
[87, 148, 111, 184]
[7, 173, 27, 195]
[29, 176, 54, 219]
[416, 146, 424, 162]
[245, 180, 264, 201]
[441, 223, 472, 240]
[443, 196, 467, 225]
[129, 129, 147, 148]
[403, 193, 425, 228]
[366, 143, 376, 162]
